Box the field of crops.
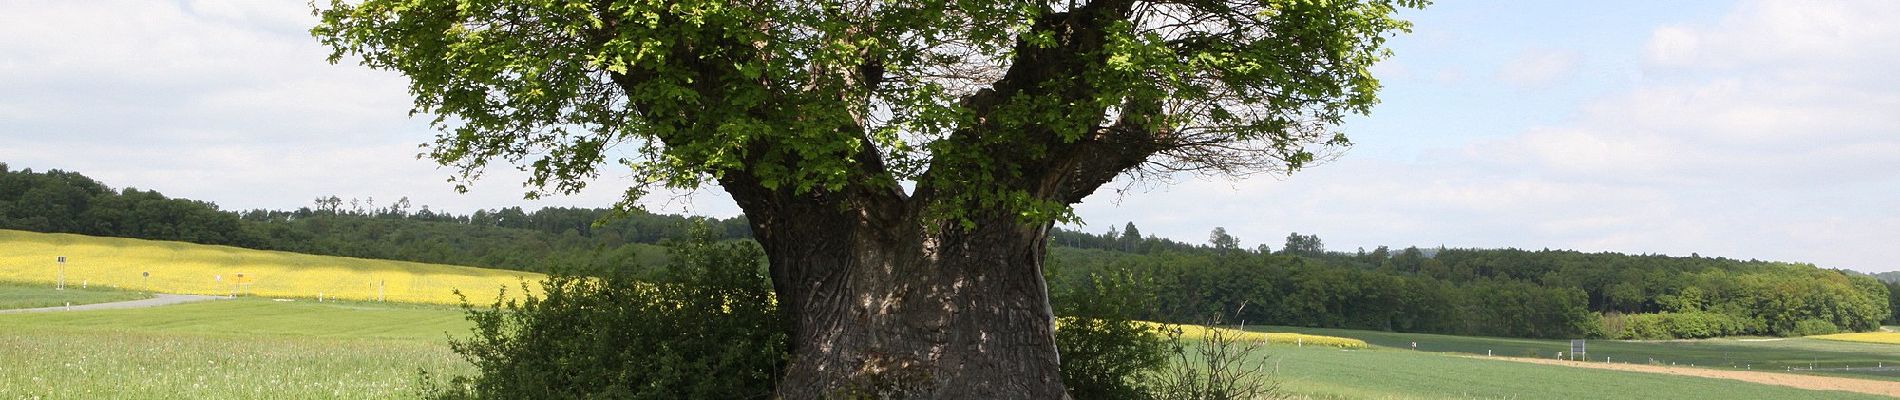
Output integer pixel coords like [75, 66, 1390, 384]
[1813, 332, 1900, 345]
[4, 295, 1879, 399]
[0, 229, 540, 305]
[2, 230, 1892, 399]
[1262, 346, 1890, 399]
[0, 297, 472, 399]
[2, 280, 1892, 399]
[1132, 321, 1368, 349]
[1257, 325, 1900, 382]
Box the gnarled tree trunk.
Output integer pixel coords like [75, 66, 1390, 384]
[731, 185, 1067, 399]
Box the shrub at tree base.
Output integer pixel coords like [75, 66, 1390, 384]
[424, 232, 786, 399]
[1056, 317, 1170, 400]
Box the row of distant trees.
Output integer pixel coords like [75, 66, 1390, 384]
[0, 164, 249, 245]
[0, 164, 745, 275]
[4, 163, 1895, 338]
[1046, 227, 1896, 338]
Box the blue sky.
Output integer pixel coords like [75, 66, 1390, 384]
[2, 1, 1896, 273]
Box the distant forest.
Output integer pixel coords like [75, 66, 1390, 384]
[3, 163, 1895, 338]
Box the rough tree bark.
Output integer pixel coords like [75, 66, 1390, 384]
[721, 170, 1088, 398]
[699, 5, 1148, 397]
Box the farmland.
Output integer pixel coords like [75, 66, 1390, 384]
[1260, 345, 1890, 399]
[1815, 332, 1900, 345]
[0, 229, 539, 304]
[3, 233, 1896, 399]
[1254, 325, 1900, 381]
[0, 296, 472, 399]
[2, 289, 1890, 399]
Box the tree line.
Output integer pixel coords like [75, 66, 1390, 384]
[3, 164, 1891, 336]
[1045, 227, 1893, 339]
[0, 164, 745, 274]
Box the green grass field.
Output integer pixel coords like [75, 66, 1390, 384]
[0, 299, 473, 399]
[3, 296, 1888, 399]
[0, 281, 149, 309]
[2, 231, 1892, 398]
[1260, 346, 1888, 400]
[1255, 325, 1900, 381]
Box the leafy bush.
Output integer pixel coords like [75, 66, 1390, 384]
[424, 228, 786, 399]
[1057, 317, 1169, 400]
[1054, 271, 1170, 400]
[1792, 319, 1840, 336]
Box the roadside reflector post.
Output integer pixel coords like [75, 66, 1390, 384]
[56, 256, 66, 290]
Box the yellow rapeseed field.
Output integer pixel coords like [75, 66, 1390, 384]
[1137, 321, 1369, 349]
[1052, 319, 1369, 349]
[1810, 332, 1900, 345]
[0, 229, 540, 305]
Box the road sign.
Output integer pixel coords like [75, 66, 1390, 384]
[1570, 339, 1587, 361]
[57, 256, 65, 263]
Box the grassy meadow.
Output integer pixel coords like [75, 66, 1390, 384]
[2, 231, 1894, 399]
[0, 297, 473, 399]
[3, 291, 1887, 400]
[1260, 345, 1890, 400]
[0, 229, 540, 304]
[0, 281, 149, 309]
[1257, 325, 1900, 381]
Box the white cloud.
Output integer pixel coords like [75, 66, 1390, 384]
[0, 0, 729, 216]
[1646, 1, 1900, 73]
[1496, 49, 1579, 88]
[1081, 0, 1900, 272]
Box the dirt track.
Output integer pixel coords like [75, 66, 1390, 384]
[0, 294, 227, 314]
[1474, 355, 1900, 398]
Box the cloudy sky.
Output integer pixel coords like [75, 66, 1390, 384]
[2, 1, 1896, 273]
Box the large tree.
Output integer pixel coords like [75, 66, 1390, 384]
[313, 0, 1419, 397]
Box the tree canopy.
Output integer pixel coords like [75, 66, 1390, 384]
[314, 0, 1421, 224]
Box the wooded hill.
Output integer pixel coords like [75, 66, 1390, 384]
[3, 163, 1894, 338]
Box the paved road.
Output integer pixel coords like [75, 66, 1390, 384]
[0, 294, 229, 314]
